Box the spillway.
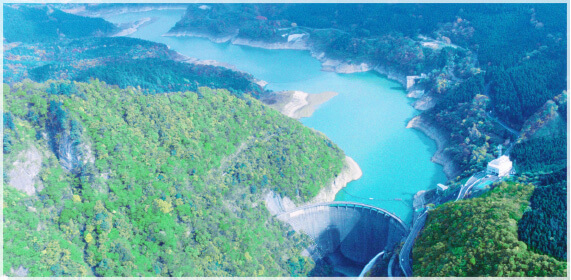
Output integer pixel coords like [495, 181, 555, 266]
[276, 202, 409, 276]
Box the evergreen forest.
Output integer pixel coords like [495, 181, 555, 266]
[412, 182, 566, 277]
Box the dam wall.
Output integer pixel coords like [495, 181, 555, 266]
[277, 202, 409, 266]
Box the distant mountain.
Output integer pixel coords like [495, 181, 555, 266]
[3, 4, 118, 43]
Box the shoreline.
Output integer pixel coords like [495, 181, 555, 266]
[63, 4, 187, 18]
[172, 29, 456, 181]
[112, 17, 154, 37]
[309, 156, 363, 205]
[264, 156, 363, 215]
[164, 30, 239, 44]
[164, 30, 311, 50]
[406, 115, 459, 180]
[263, 90, 338, 119]
[172, 52, 269, 90]
[109, 12, 455, 183]
[111, 19, 452, 179]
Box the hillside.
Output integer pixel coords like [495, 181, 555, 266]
[3, 5, 117, 43]
[170, 4, 566, 178]
[3, 80, 345, 276]
[3, 3, 566, 277]
[412, 182, 566, 277]
[4, 36, 264, 97]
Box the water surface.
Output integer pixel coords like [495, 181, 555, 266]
[105, 9, 447, 223]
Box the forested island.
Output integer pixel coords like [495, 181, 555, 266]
[3, 3, 567, 277]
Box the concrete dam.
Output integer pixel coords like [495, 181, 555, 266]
[276, 202, 409, 276]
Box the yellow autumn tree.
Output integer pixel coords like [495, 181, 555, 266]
[85, 233, 93, 243]
[155, 198, 173, 213]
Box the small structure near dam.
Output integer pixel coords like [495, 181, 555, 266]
[276, 202, 409, 276]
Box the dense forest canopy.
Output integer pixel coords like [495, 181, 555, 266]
[3, 80, 344, 276]
[413, 182, 566, 277]
[3, 5, 117, 43]
[518, 181, 567, 260]
[5, 34, 267, 99]
[3, 3, 567, 277]
[3, 7, 344, 276]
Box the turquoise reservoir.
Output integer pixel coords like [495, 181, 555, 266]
[105, 9, 447, 223]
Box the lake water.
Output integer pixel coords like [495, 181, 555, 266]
[105, 9, 446, 223]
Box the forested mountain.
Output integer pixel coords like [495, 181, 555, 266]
[170, 4, 477, 77]
[413, 182, 566, 277]
[416, 4, 566, 177]
[2, 6, 347, 276]
[171, 3, 566, 138]
[3, 5, 117, 43]
[3, 4, 265, 98]
[407, 4, 566, 273]
[518, 181, 567, 260]
[4, 34, 264, 97]
[3, 3, 566, 277]
[3, 80, 344, 276]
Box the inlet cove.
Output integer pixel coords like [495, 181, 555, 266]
[3, 3, 566, 277]
[103, 9, 447, 223]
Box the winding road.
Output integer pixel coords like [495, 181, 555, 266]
[398, 169, 501, 277]
[399, 211, 427, 277]
[456, 171, 486, 201]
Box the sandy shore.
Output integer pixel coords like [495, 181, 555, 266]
[264, 90, 338, 119]
[281, 91, 309, 117]
[407, 115, 459, 180]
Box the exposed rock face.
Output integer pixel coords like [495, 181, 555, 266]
[406, 75, 420, 90]
[232, 37, 309, 50]
[412, 94, 436, 111]
[263, 90, 338, 119]
[373, 65, 407, 88]
[57, 133, 73, 171]
[164, 30, 239, 43]
[320, 58, 373, 73]
[10, 266, 29, 277]
[309, 156, 362, 204]
[264, 156, 363, 215]
[264, 191, 297, 215]
[165, 31, 310, 50]
[8, 145, 42, 195]
[407, 115, 459, 179]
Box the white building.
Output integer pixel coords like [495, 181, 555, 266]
[487, 155, 513, 177]
[437, 183, 449, 192]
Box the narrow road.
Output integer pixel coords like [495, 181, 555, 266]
[398, 169, 500, 277]
[456, 171, 486, 201]
[399, 211, 427, 277]
[486, 111, 521, 139]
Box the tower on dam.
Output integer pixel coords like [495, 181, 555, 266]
[276, 202, 409, 276]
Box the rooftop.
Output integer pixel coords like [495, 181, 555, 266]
[488, 155, 512, 168]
